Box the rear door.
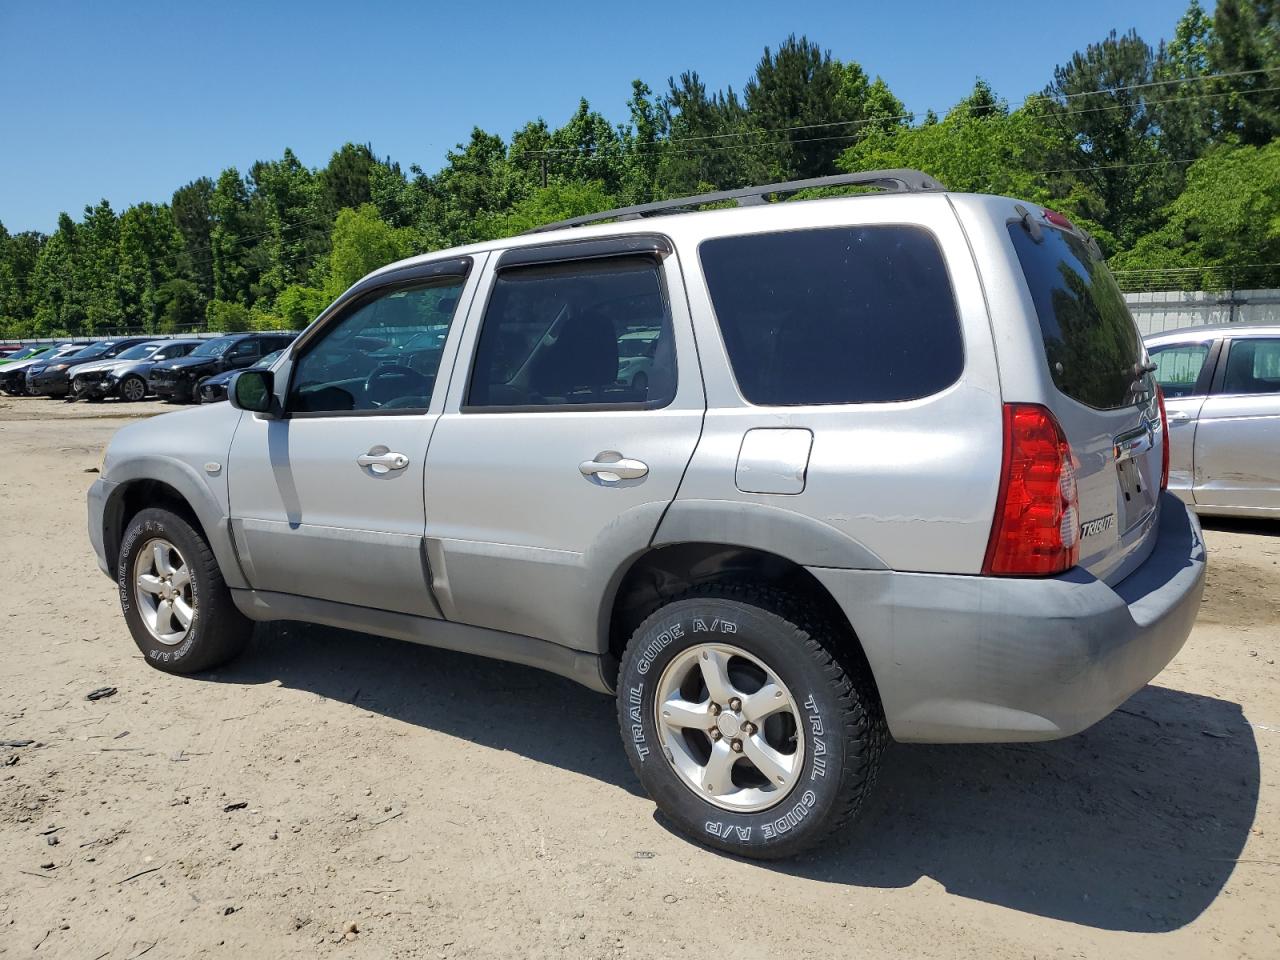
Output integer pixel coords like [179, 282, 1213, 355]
[1147, 336, 1220, 501]
[1194, 335, 1280, 511]
[422, 238, 704, 650]
[1006, 218, 1164, 582]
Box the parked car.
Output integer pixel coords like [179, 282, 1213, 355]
[0, 345, 46, 365]
[616, 328, 660, 391]
[1146, 322, 1280, 517]
[149, 333, 295, 403]
[27, 337, 153, 398]
[72, 339, 203, 402]
[88, 171, 1204, 860]
[0, 342, 89, 395]
[197, 349, 286, 403]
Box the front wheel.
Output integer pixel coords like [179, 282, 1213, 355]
[117, 508, 252, 674]
[617, 583, 886, 859]
[119, 375, 147, 402]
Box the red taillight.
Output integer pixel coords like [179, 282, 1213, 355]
[1157, 386, 1169, 491]
[983, 403, 1080, 576]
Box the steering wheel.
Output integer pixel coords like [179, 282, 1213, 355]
[364, 363, 430, 407]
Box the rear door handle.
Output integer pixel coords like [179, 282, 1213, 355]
[579, 451, 648, 483]
[357, 450, 410, 474]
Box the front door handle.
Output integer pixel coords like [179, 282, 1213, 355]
[357, 449, 410, 474]
[1167, 411, 1192, 424]
[579, 451, 648, 483]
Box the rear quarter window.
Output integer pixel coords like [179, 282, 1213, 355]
[1008, 222, 1143, 410]
[698, 225, 963, 405]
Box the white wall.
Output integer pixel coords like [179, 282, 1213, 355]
[1125, 289, 1280, 336]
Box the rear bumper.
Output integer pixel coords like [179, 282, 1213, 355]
[810, 493, 1206, 743]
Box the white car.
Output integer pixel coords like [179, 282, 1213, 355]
[1147, 323, 1280, 518]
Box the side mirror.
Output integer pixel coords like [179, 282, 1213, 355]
[230, 369, 278, 417]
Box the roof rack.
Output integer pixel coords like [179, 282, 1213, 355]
[524, 169, 945, 234]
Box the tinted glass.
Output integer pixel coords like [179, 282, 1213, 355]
[1223, 338, 1280, 395]
[154, 343, 195, 360]
[1008, 223, 1143, 409]
[228, 339, 261, 359]
[289, 281, 464, 413]
[1149, 342, 1210, 398]
[67, 343, 111, 361]
[467, 257, 675, 409]
[699, 226, 962, 405]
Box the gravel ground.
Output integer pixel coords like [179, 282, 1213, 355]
[0, 394, 1277, 959]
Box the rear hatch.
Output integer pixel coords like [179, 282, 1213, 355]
[1006, 214, 1162, 584]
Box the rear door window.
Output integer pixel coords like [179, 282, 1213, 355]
[466, 257, 675, 409]
[1149, 342, 1212, 397]
[698, 226, 963, 405]
[1007, 222, 1143, 410]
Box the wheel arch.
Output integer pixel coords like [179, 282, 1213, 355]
[102, 461, 248, 589]
[602, 541, 880, 699]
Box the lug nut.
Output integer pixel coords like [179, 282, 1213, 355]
[728, 697, 742, 712]
[709, 703, 721, 716]
[742, 722, 756, 736]
[709, 728, 722, 741]
[731, 739, 743, 753]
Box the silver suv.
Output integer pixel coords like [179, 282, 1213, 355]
[88, 170, 1206, 859]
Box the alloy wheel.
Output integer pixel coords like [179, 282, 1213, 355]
[653, 643, 805, 813]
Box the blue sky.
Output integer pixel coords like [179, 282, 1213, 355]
[1, 0, 1195, 233]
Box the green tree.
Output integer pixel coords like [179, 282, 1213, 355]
[323, 204, 417, 300]
[275, 283, 328, 328]
[1111, 140, 1280, 286]
[321, 142, 378, 212]
[154, 278, 202, 332]
[0, 223, 43, 333]
[209, 168, 266, 305]
[117, 202, 185, 331]
[1211, 0, 1280, 144]
[171, 177, 216, 304]
[480, 181, 616, 237]
[206, 298, 251, 332]
[743, 36, 865, 179]
[250, 148, 328, 303]
[76, 200, 123, 332]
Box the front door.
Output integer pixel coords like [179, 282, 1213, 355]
[1195, 336, 1280, 511]
[227, 257, 483, 616]
[423, 242, 704, 650]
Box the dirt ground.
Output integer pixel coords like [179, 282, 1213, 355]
[1, 393, 1277, 960]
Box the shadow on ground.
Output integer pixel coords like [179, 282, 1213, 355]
[1199, 515, 1280, 537]
[207, 623, 1258, 934]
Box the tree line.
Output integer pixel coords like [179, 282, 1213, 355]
[1, 0, 1277, 340]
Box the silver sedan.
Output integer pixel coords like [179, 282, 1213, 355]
[1147, 323, 1280, 518]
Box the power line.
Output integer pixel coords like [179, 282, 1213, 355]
[523, 70, 1279, 158]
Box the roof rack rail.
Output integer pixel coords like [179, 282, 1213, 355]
[524, 169, 945, 234]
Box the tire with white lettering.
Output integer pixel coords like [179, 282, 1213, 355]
[616, 583, 886, 859]
[117, 507, 252, 674]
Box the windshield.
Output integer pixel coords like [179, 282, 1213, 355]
[6, 347, 42, 361]
[65, 342, 112, 362]
[189, 338, 234, 358]
[116, 343, 161, 361]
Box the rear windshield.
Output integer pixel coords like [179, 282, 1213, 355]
[699, 226, 963, 405]
[1008, 222, 1143, 410]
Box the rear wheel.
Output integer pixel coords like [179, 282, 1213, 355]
[119, 375, 147, 402]
[617, 583, 886, 859]
[117, 508, 252, 674]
